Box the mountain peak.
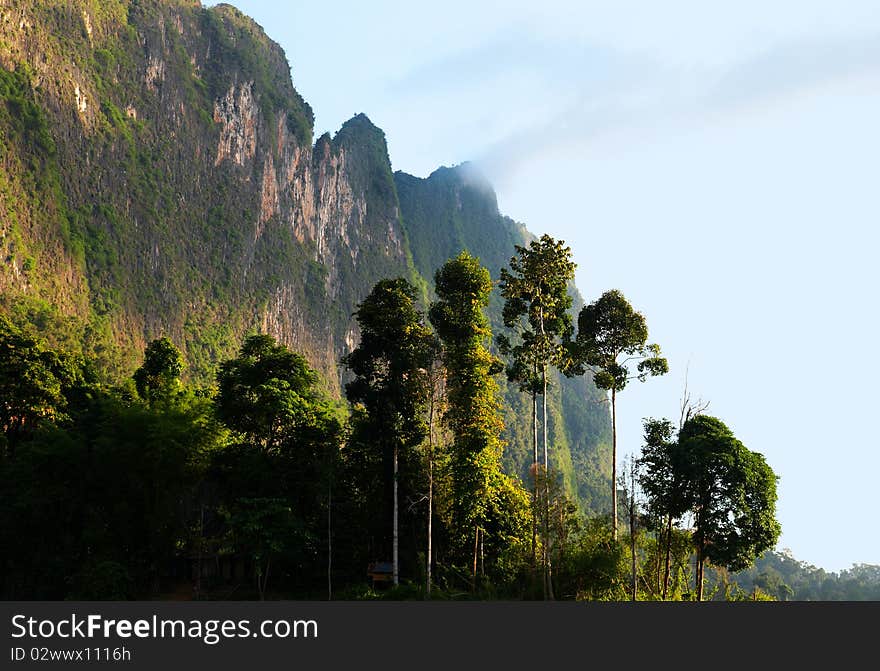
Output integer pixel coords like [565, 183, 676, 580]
[336, 112, 384, 140]
[435, 161, 495, 194]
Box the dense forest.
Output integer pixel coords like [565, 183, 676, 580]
[2, 236, 849, 602]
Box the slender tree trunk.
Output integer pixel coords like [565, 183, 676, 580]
[427, 458, 433, 598]
[427, 425, 433, 599]
[542, 365, 549, 470]
[663, 514, 672, 600]
[696, 543, 704, 602]
[258, 557, 271, 601]
[611, 387, 618, 541]
[472, 526, 479, 592]
[630, 497, 637, 602]
[654, 524, 662, 596]
[195, 504, 204, 601]
[541, 364, 554, 600]
[531, 385, 538, 571]
[265, 557, 271, 600]
[393, 444, 399, 587]
[426, 372, 439, 599]
[327, 482, 332, 601]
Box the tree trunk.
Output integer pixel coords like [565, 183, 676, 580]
[542, 365, 548, 470]
[427, 372, 439, 599]
[480, 528, 484, 577]
[257, 557, 271, 601]
[663, 514, 672, 600]
[541, 364, 554, 600]
[611, 387, 618, 541]
[696, 543, 704, 602]
[327, 482, 332, 601]
[557, 498, 567, 588]
[630, 503, 637, 602]
[393, 444, 399, 587]
[531, 385, 538, 570]
[654, 525, 662, 596]
[195, 504, 204, 601]
[472, 526, 479, 592]
[264, 557, 270, 600]
[427, 434, 433, 599]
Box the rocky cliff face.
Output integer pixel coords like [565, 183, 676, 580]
[0, 0, 611, 512]
[0, 0, 411, 387]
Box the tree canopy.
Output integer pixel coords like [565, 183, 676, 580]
[133, 336, 185, 403]
[567, 289, 668, 539]
[639, 414, 782, 600]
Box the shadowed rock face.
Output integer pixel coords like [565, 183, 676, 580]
[0, 0, 611, 514]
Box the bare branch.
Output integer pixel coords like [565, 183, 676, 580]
[678, 361, 709, 430]
[406, 494, 429, 513]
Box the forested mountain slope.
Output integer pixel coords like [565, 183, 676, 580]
[0, 0, 610, 512]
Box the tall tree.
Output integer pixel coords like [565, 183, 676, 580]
[342, 278, 436, 587]
[566, 289, 668, 540]
[677, 415, 781, 601]
[497, 234, 576, 593]
[430, 251, 530, 587]
[214, 334, 343, 594]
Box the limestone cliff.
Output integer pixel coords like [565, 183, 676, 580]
[0, 0, 611, 513]
[0, 0, 412, 386]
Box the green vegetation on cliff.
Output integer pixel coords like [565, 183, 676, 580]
[0, 1, 609, 523]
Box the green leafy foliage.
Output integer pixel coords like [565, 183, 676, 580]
[497, 234, 576, 400]
[568, 289, 668, 393]
[216, 334, 332, 452]
[567, 289, 668, 538]
[342, 278, 436, 450]
[497, 234, 577, 594]
[729, 551, 880, 601]
[220, 497, 307, 600]
[0, 67, 56, 162]
[0, 316, 82, 456]
[133, 336, 185, 402]
[638, 414, 781, 600]
[0, 368, 221, 598]
[210, 333, 343, 597]
[678, 415, 781, 575]
[430, 252, 531, 577]
[341, 278, 437, 583]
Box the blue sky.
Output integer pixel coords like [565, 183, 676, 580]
[209, 1, 880, 572]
